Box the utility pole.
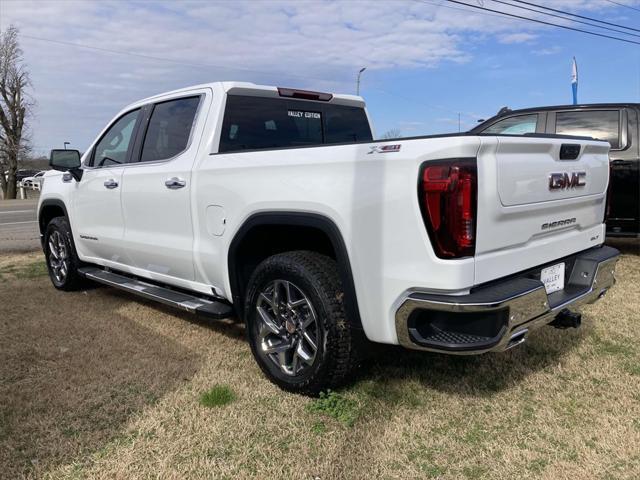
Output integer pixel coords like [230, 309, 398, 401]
[356, 67, 366, 96]
[63, 142, 70, 150]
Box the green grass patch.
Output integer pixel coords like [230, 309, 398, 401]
[17, 260, 48, 279]
[306, 390, 360, 427]
[623, 361, 640, 376]
[592, 334, 634, 358]
[355, 379, 424, 408]
[310, 421, 326, 435]
[462, 422, 490, 446]
[421, 464, 446, 478]
[0, 259, 48, 280]
[462, 465, 488, 479]
[527, 458, 549, 474]
[199, 385, 236, 408]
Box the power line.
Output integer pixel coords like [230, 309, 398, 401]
[490, 0, 640, 38]
[415, 0, 512, 20]
[443, 0, 640, 45]
[511, 0, 640, 33]
[604, 0, 640, 13]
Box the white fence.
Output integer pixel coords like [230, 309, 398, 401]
[20, 180, 41, 191]
[15, 180, 40, 199]
[0, 180, 40, 199]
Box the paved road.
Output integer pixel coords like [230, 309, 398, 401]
[0, 198, 40, 253]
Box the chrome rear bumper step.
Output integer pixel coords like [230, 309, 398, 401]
[78, 267, 234, 319]
[395, 245, 620, 354]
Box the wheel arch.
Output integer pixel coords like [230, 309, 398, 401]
[38, 199, 69, 237]
[228, 212, 363, 329]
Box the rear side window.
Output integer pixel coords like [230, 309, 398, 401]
[219, 95, 372, 152]
[555, 110, 620, 149]
[482, 114, 538, 135]
[140, 96, 200, 162]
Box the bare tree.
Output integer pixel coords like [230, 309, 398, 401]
[380, 128, 401, 140]
[0, 25, 32, 199]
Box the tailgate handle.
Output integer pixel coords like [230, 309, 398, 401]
[560, 144, 581, 160]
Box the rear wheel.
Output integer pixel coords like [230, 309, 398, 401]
[44, 217, 85, 291]
[245, 251, 362, 395]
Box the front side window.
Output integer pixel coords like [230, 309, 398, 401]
[140, 96, 201, 162]
[482, 114, 538, 135]
[555, 110, 620, 149]
[219, 95, 372, 153]
[92, 109, 140, 167]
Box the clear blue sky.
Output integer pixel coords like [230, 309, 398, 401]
[1, 0, 639, 152]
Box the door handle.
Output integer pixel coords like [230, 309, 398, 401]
[165, 177, 186, 189]
[103, 179, 119, 189]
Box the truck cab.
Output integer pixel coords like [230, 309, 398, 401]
[472, 104, 640, 238]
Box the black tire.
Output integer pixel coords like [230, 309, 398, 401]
[244, 251, 363, 395]
[44, 216, 85, 291]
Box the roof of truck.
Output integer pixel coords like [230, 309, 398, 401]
[471, 103, 639, 132]
[135, 81, 366, 108]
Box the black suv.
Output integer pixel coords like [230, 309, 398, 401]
[472, 104, 639, 238]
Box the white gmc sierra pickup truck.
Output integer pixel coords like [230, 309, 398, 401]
[39, 82, 619, 394]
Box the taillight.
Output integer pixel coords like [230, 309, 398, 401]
[419, 159, 477, 259]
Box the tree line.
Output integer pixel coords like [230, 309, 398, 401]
[0, 25, 31, 200]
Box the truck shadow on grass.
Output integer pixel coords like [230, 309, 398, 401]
[0, 277, 200, 479]
[105, 288, 247, 342]
[106, 286, 587, 402]
[110, 287, 587, 405]
[354, 325, 587, 400]
[606, 237, 639, 256]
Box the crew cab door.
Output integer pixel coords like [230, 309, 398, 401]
[120, 91, 209, 281]
[73, 108, 141, 262]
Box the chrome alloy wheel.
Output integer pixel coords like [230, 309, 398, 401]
[255, 280, 320, 376]
[48, 230, 69, 283]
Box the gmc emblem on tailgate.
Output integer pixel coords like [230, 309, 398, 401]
[548, 171, 586, 190]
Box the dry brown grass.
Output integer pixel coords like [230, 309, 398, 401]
[0, 246, 639, 479]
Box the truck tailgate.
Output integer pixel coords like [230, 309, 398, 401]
[474, 136, 610, 285]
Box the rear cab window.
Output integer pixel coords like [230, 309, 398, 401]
[219, 95, 372, 153]
[554, 110, 621, 149]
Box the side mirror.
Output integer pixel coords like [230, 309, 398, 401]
[50, 149, 82, 181]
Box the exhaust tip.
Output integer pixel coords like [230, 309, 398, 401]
[506, 330, 528, 350]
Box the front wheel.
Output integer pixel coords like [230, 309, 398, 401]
[44, 216, 85, 291]
[245, 251, 362, 395]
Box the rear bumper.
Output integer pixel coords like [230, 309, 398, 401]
[395, 245, 619, 354]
